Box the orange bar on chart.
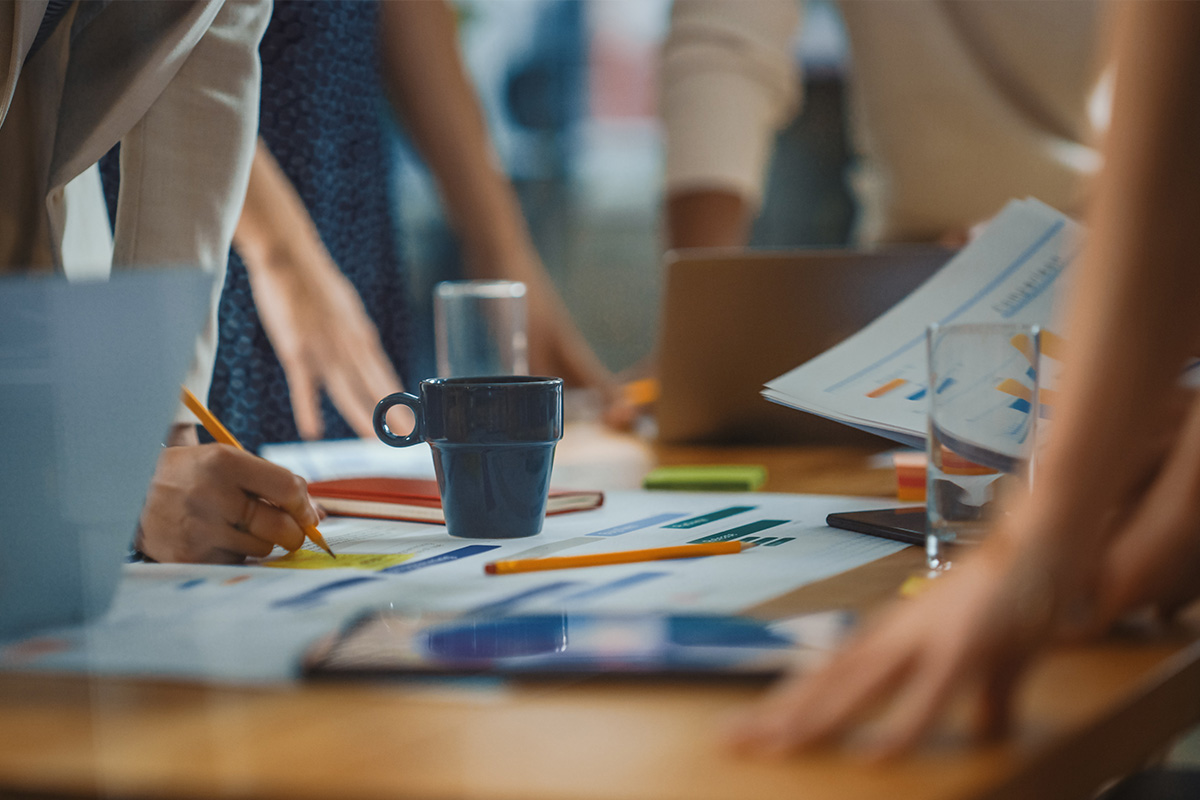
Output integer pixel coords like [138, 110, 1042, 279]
[867, 378, 907, 398]
[995, 378, 1033, 402]
[939, 446, 996, 476]
[995, 377, 1058, 407]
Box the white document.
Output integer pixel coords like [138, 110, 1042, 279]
[260, 437, 437, 481]
[0, 491, 905, 683]
[763, 198, 1081, 447]
[260, 422, 655, 492]
[288, 491, 907, 616]
[0, 565, 396, 683]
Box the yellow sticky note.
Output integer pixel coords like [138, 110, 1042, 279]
[263, 551, 415, 571]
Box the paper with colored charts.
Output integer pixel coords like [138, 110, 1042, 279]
[763, 198, 1078, 448]
[0, 491, 904, 683]
[257, 491, 905, 614]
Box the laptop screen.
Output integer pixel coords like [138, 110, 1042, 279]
[656, 248, 951, 444]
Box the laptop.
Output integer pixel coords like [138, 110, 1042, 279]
[655, 248, 952, 444]
[0, 269, 211, 641]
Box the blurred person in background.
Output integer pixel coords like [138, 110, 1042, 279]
[101, 0, 631, 457]
[661, 0, 1108, 250]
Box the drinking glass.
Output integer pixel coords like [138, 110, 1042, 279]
[925, 322, 1041, 570]
[433, 280, 528, 378]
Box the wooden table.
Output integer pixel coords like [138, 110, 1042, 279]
[2, 431, 1200, 800]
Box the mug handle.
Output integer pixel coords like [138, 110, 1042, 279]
[373, 392, 423, 447]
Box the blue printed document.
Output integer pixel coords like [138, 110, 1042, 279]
[762, 198, 1079, 447]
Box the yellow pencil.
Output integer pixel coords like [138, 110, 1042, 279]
[483, 541, 751, 575]
[179, 387, 336, 558]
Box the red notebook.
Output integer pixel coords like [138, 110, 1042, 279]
[308, 477, 604, 524]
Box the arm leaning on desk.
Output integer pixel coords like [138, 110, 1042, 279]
[0, 441, 1198, 800]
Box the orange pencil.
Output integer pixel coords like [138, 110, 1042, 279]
[484, 541, 751, 575]
[180, 387, 336, 558]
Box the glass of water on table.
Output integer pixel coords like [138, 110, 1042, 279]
[925, 322, 1042, 572]
[434, 280, 529, 378]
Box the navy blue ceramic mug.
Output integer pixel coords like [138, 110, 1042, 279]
[373, 377, 564, 539]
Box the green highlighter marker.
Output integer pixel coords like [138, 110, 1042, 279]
[642, 464, 768, 492]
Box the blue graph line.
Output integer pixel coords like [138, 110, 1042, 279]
[825, 220, 1064, 393]
[470, 581, 576, 615]
[272, 576, 380, 608]
[380, 545, 500, 575]
[559, 572, 668, 602]
[587, 512, 688, 538]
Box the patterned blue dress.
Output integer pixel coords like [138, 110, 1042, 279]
[102, 1, 410, 452]
[206, 0, 410, 452]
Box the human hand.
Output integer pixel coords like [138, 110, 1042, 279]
[244, 243, 406, 439]
[235, 140, 407, 440]
[137, 444, 321, 564]
[726, 531, 1065, 759]
[520, 269, 638, 430]
[721, 385, 1198, 759]
[1096, 390, 1200, 625]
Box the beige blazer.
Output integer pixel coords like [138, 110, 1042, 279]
[0, 0, 270, 411]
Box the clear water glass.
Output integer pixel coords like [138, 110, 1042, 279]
[925, 322, 1041, 571]
[434, 280, 529, 378]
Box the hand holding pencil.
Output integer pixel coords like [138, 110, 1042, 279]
[180, 388, 334, 558]
[132, 389, 333, 564]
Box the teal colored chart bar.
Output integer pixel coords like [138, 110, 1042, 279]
[689, 519, 787, 544]
[664, 506, 755, 529]
[764, 537, 794, 547]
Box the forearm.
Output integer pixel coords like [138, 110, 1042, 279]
[1024, 1, 1200, 538]
[665, 189, 752, 249]
[233, 140, 327, 275]
[377, 0, 534, 276]
[660, 0, 800, 222]
[231, 139, 404, 439]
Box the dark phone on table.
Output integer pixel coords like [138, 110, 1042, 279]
[825, 507, 926, 546]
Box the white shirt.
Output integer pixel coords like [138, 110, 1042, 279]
[660, 0, 1107, 243]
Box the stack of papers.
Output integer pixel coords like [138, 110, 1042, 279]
[762, 199, 1081, 446]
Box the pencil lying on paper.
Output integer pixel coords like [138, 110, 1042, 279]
[179, 387, 336, 558]
[483, 541, 751, 575]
